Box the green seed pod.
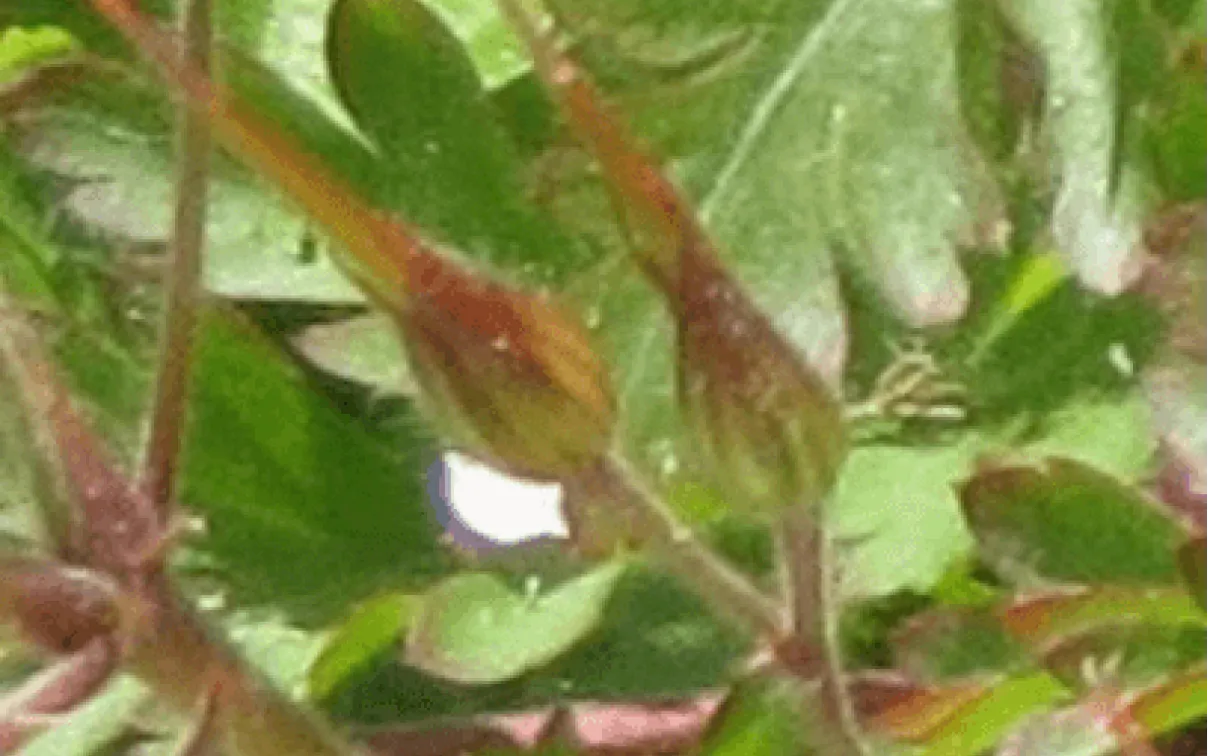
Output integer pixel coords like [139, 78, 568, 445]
[398, 250, 616, 478]
[676, 249, 846, 513]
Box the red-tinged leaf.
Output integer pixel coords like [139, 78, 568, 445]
[1178, 535, 1206, 608]
[848, 671, 928, 721]
[569, 694, 725, 753]
[854, 674, 989, 743]
[362, 716, 548, 756]
[959, 458, 1190, 585]
[1081, 687, 1162, 756]
[914, 672, 1069, 755]
[1130, 663, 1208, 738]
[363, 696, 726, 756]
[1000, 586, 1204, 653]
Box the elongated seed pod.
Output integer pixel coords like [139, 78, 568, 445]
[498, 0, 846, 508]
[86, 0, 616, 476]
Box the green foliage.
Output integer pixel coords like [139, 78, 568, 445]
[404, 560, 625, 685]
[0, 0, 1204, 753]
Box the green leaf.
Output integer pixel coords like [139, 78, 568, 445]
[1022, 393, 1156, 480]
[953, 0, 1036, 163]
[1041, 623, 1205, 691]
[18, 74, 367, 303]
[960, 458, 1190, 585]
[223, 610, 327, 693]
[406, 560, 626, 685]
[290, 313, 412, 396]
[0, 141, 59, 314]
[858, 671, 1070, 753]
[857, 674, 990, 743]
[830, 440, 979, 598]
[179, 308, 446, 622]
[308, 592, 419, 701]
[998, 664, 1209, 756]
[916, 671, 1068, 756]
[421, 0, 530, 88]
[13, 3, 379, 303]
[0, 356, 54, 549]
[1178, 535, 1206, 607]
[967, 252, 1068, 368]
[326, 0, 591, 282]
[1144, 55, 1206, 201]
[552, 0, 1002, 330]
[0, 0, 172, 59]
[325, 570, 743, 722]
[698, 681, 809, 756]
[0, 25, 77, 81]
[1001, 0, 1149, 295]
[1000, 586, 1205, 651]
[1131, 663, 1209, 737]
[891, 608, 1028, 683]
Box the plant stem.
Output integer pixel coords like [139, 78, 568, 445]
[780, 504, 869, 755]
[141, 0, 213, 510]
[121, 588, 362, 756]
[565, 455, 783, 639]
[0, 639, 117, 752]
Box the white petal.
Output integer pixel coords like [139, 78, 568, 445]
[433, 451, 569, 547]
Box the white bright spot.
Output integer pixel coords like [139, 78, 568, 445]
[1107, 343, 1134, 377]
[430, 451, 569, 549]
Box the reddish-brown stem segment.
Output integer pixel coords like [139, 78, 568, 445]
[86, 0, 417, 305]
[780, 506, 869, 755]
[141, 0, 213, 513]
[0, 639, 117, 753]
[494, 0, 699, 281]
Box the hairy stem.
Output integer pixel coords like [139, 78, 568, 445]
[0, 639, 117, 752]
[780, 505, 869, 755]
[565, 455, 783, 639]
[120, 587, 362, 756]
[142, 0, 213, 511]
